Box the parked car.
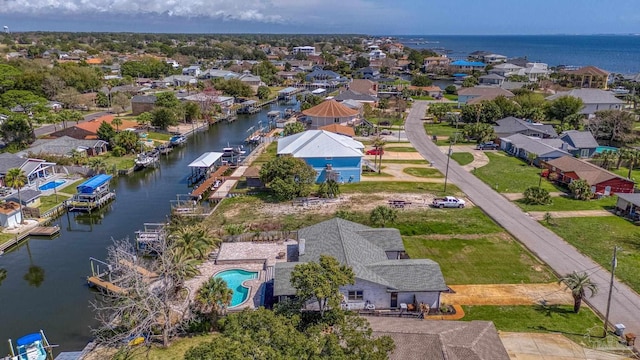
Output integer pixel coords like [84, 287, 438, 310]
[380, 129, 392, 135]
[366, 148, 384, 155]
[476, 142, 499, 150]
[432, 196, 466, 208]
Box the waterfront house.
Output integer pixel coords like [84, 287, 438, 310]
[274, 218, 448, 310]
[50, 115, 139, 139]
[544, 156, 635, 195]
[488, 63, 524, 77]
[277, 130, 364, 183]
[482, 53, 508, 64]
[368, 317, 510, 360]
[354, 67, 380, 79]
[349, 79, 378, 96]
[559, 130, 599, 158]
[21, 136, 108, 158]
[302, 99, 360, 130]
[494, 117, 557, 139]
[333, 90, 378, 105]
[449, 60, 486, 73]
[559, 66, 610, 89]
[423, 56, 451, 70]
[0, 153, 56, 188]
[7, 189, 41, 208]
[546, 89, 624, 116]
[305, 68, 343, 82]
[500, 134, 572, 165]
[0, 201, 22, 228]
[131, 95, 157, 116]
[238, 72, 265, 88]
[408, 85, 443, 98]
[457, 87, 514, 105]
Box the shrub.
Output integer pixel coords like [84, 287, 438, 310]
[111, 146, 126, 157]
[523, 186, 551, 205]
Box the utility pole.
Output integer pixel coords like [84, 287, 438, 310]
[604, 246, 619, 337]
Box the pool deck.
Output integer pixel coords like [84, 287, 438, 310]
[183, 240, 297, 310]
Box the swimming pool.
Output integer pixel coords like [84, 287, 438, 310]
[214, 269, 258, 308]
[595, 146, 618, 154]
[38, 179, 66, 191]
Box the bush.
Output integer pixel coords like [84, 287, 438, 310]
[111, 146, 126, 157]
[523, 186, 551, 205]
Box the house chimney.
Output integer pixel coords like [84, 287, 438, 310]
[298, 238, 305, 256]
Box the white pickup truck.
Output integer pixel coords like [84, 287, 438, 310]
[432, 196, 466, 208]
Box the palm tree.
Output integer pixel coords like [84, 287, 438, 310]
[195, 277, 232, 322]
[4, 168, 27, 224]
[370, 205, 398, 228]
[372, 136, 386, 173]
[170, 250, 200, 288]
[111, 117, 123, 132]
[87, 157, 107, 174]
[599, 150, 617, 170]
[559, 271, 598, 313]
[626, 149, 640, 179]
[325, 179, 340, 198]
[615, 148, 630, 170]
[169, 225, 216, 260]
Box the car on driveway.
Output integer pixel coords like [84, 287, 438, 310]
[366, 148, 384, 155]
[476, 142, 499, 150]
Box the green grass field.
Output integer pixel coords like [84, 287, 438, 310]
[462, 305, 603, 343]
[59, 179, 86, 195]
[253, 142, 277, 165]
[516, 195, 616, 212]
[395, 207, 502, 236]
[451, 152, 474, 166]
[385, 146, 417, 152]
[474, 152, 558, 193]
[101, 154, 136, 170]
[402, 167, 443, 178]
[443, 94, 458, 101]
[545, 216, 640, 294]
[38, 194, 71, 212]
[405, 235, 552, 284]
[146, 131, 171, 141]
[424, 122, 460, 138]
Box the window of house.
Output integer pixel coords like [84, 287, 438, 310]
[348, 290, 363, 301]
[334, 118, 340, 123]
[580, 149, 589, 158]
[325, 157, 333, 160]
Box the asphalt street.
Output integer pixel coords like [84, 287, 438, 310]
[406, 100, 640, 338]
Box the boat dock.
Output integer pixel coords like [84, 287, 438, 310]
[87, 257, 125, 294]
[118, 259, 158, 281]
[65, 192, 116, 212]
[86, 275, 124, 294]
[29, 226, 60, 237]
[190, 165, 230, 199]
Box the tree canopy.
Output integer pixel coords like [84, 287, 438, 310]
[547, 95, 583, 123]
[259, 156, 317, 201]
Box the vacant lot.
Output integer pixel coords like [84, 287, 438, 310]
[462, 305, 603, 344]
[516, 195, 616, 212]
[404, 234, 552, 284]
[402, 167, 443, 178]
[475, 152, 558, 193]
[546, 216, 640, 293]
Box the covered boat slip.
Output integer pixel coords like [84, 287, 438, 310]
[65, 174, 115, 212]
[187, 152, 224, 185]
[76, 174, 112, 194]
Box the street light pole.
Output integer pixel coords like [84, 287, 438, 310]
[603, 246, 619, 337]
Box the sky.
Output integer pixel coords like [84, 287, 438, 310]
[1, 0, 639, 34]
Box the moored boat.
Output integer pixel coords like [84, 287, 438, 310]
[7, 330, 54, 360]
[169, 135, 187, 146]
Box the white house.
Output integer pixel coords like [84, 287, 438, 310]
[274, 218, 448, 310]
[546, 89, 624, 116]
[0, 201, 22, 228]
[292, 46, 316, 56]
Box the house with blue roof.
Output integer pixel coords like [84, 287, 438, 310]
[450, 60, 486, 73]
[277, 130, 364, 183]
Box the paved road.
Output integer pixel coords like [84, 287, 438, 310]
[33, 111, 111, 137]
[406, 101, 640, 337]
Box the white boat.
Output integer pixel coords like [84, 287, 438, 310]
[169, 135, 186, 146]
[612, 87, 630, 95]
[7, 330, 54, 360]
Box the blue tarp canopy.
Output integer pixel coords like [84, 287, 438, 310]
[16, 333, 42, 346]
[77, 174, 112, 194]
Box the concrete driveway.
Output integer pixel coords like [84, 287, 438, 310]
[406, 100, 640, 339]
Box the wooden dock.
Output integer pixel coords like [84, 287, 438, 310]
[29, 226, 60, 237]
[209, 179, 238, 200]
[87, 276, 125, 294]
[118, 259, 158, 280]
[190, 166, 229, 198]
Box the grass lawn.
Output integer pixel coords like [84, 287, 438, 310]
[146, 131, 171, 141]
[253, 142, 277, 165]
[38, 194, 71, 212]
[424, 122, 459, 138]
[443, 94, 458, 101]
[451, 152, 474, 166]
[129, 334, 216, 360]
[462, 305, 603, 343]
[362, 171, 393, 177]
[385, 146, 417, 152]
[59, 179, 86, 195]
[397, 207, 502, 236]
[474, 152, 558, 193]
[516, 195, 616, 212]
[405, 235, 553, 284]
[0, 232, 15, 246]
[100, 154, 136, 171]
[341, 181, 459, 195]
[611, 167, 640, 182]
[412, 96, 435, 100]
[402, 167, 443, 178]
[545, 216, 640, 293]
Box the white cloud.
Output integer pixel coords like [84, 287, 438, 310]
[0, 0, 406, 27]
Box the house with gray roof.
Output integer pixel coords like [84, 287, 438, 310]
[559, 130, 599, 158]
[21, 136, 108, 158]
[368, 317, 510, 360]
[546, 89, 624, 116]
[500, 133, 572, 165]
[274, 218, 448, 310]
[0, 153, 56, 188]
[333, 89, 378, 104]
[494, 116, 557, 139]
[479, 73, 505, 86]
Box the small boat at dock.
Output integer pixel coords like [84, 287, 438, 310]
[7, 330, 55, 360]
[134, 150, 160, 170]
[169, 135, 187, 147]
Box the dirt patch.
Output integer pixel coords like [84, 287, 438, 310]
[442, 283, 573, 306]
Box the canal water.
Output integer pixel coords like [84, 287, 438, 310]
[0, 103, 294, 355]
